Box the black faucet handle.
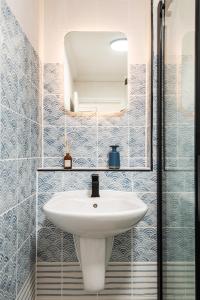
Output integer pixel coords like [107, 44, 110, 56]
[91, 174, 99, 181]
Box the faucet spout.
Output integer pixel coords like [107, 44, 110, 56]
[91, 174, 100, 198]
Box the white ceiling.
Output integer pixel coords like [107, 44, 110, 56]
[64, 31, 128, 82]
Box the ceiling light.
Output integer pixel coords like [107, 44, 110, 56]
[110, 38, 128, 52]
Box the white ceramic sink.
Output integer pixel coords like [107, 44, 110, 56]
[43, 190, 147, 238]
[43, 190, 148, 292]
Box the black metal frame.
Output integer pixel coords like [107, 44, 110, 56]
[158, 0, 200, 299]
[195, 0, 200, 299]
[157, 2, 164, 300]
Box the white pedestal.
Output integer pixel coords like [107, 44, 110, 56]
[74, 236, 113, 292]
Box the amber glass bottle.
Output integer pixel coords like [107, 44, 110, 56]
[64, 153, 72, 169]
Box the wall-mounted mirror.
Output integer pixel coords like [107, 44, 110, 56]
[64, 31, 128, 113]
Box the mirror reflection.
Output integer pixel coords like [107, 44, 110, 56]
[64, 31, 128, 113]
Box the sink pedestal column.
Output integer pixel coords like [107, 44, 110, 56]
[74, 236, 113, 292]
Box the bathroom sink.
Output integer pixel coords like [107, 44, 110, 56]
[43, 190, 148, 292]
[43, 190, 148, 238]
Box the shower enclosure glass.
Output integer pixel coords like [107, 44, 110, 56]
[159, 0, 196, 299]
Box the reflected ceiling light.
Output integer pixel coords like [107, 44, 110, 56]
[110, 38, 128, 52]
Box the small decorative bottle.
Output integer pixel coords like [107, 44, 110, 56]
[108, 145, 120, 169]
[64, 143, 72, 169]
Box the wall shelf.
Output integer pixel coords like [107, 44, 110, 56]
[37, 168, 152, 172]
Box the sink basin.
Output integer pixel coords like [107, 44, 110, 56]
[43, 190, 148, 292]
[43, 190, 148, 238]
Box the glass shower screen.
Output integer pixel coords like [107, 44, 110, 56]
[160, 0, 196, 299]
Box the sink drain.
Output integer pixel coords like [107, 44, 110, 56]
[93, 203, 98, 208]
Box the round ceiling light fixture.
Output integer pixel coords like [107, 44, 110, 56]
[110, 38, 128, 52]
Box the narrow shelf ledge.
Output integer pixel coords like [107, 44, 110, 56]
[37, 168, 152, 172]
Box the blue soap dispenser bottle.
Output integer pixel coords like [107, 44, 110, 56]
[108, 145, 120, 169]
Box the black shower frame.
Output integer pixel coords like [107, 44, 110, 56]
[157, 0, 200, 299]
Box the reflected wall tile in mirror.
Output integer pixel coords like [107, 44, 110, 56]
[65, 112, 97, 127]
[98, 111, 128, 127]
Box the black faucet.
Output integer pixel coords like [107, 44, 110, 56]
[91, 174, 100, 197]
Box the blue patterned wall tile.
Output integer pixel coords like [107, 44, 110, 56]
[0, 256, 16, 300]
[43, 94, 65, 126]
[17, 74, 31, 118]
[163, 228, 195, 262]
[129, 64, 146, 95]
[43, 157, 64, 168]
[31, 158, 41, 194]
[111, 230, 131, 262]
[31, 122, 41, 157]
[43, 126, 65, 157]
[0, 160, 18, 215]
[37, 227, 62, 262]
[18, 159, 31, 203]
[30, 86, 40, 123]
[164, 64, 177, 95]
[132, 228, 157, 262]
[129, 127, 145, 157]
[44, 63, 63, 95]
[30, 48, 40, 88]
[129, 157, 146, 168]
[98, 127, 128, 166]
[38, 171, 63, 193]
[132, 172, 157, 192]
[165, 126, 177, 159]
[30, 233, 36, 268]
[178, 126, 194, 158]
[178, 157, 194, 170]
[0, 208, 17, 271]
[66, 127, 97, 158]
[17, 199, 31, 248]
[62, 172, 91, 191]
[30, 196, 36, 234]
[98, 112, 128, 127]
[63, 233, 78, 262]
[66, 112, 97, 127]
[163, 192, 194, 228]
[129, 95, 146, 126]
[17, 117, 30, 158]
[184, 171, 195, 192]
[37, 193, 55, 228]
[1, 106, 18, 159]
[0, 65, 18, 111]
[136, 193, 157, 227]
[100, 172, 132, 191]
[17, 238, 31, 294]
[72, 157, 97, 169]
[163, 171, 185, 192]
[164, 95, 177, 124]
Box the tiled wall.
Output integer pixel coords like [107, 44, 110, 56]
[37, 170, 157, 299]
[42, 63, 151, 169]
[0, 0, 42, 299]
[36, 56, 157, 298]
